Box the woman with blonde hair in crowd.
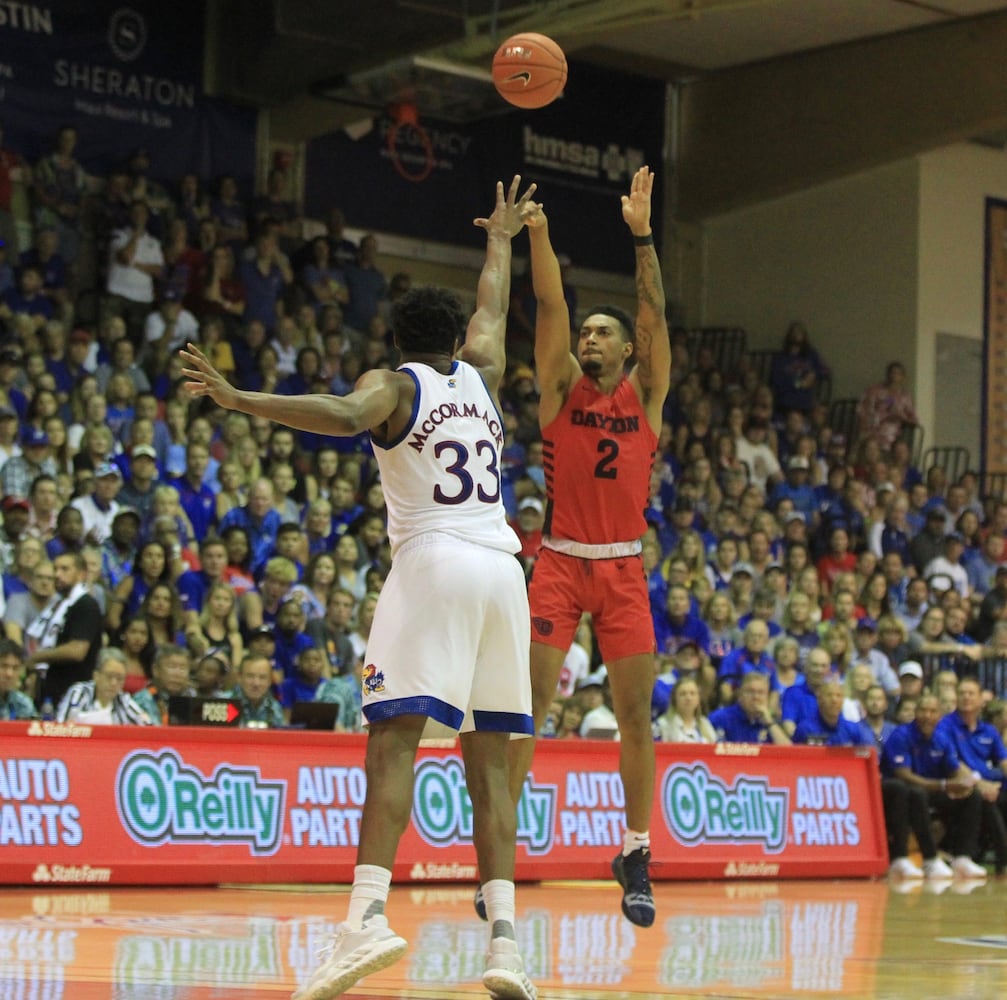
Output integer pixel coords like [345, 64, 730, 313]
[232, 434, 262, 492]
[214, 460, 246, 523]
[795, 566, 824, 622]
[664, 528, 708, 594]
[769, 636, 804, 718]
[822, 621, 854, 678]
[842, 662, 874, 721]
[189, 581, 244, 673]
[657, 677, 717, 743]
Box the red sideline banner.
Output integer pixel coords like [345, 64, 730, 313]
[0, 723, 888, 885]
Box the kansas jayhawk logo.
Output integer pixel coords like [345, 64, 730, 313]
[362, 663, 386, 695]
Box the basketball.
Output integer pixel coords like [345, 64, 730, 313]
[492, 32, 567, 110]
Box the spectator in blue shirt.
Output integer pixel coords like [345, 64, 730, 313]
[717, 618, 775, 707]
[935, 676, 1007, 873]
[653, 584, 710, 660]
[272, 598, 314, 684]
[781, 647, 834, 736]
[278, 645, 328, 714]
[218, 478, 281, 576]
[882, 693, 988, 878]
[768, 455, 817, 522]
[709, 672, 791, 746]
[792, 681, 873, 747]
[170, 442, 217, 544]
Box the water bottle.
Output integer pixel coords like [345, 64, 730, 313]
[541, 715, 557, 738]
[40, 698, 55, 722]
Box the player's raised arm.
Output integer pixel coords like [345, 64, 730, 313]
[623, 166, 671, 430]
[180, 343, 399, 436]
[525, 201, 581, 423]
[464, 176, 537, 391]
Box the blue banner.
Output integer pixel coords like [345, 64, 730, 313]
[0, 1, 255, 186]
[305, 61, 665, 273]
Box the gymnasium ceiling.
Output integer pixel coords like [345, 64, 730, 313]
[210, 0, 1007, 218]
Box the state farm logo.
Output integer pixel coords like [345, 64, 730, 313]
[115, 749, 285, 856]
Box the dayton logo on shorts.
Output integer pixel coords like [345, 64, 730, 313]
[362, 663, 386, 695]
[115, 749, 285, 856]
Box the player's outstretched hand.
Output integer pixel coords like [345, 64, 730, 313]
[474, 175, 538, 239]
[179, 342, 239, 410]
[621, 165, 654, 237]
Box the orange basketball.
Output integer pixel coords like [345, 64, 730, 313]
[492, 32, 567, 110]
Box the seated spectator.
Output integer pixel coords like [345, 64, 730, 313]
[850, 617, 900, 695]
[792, 680, 872, 746]
[170, 442, 216, 544]
[272, 597, 313, 684]
[701, 590, 741, 673]
[910, 506, 949, 577]
[0, 638, 38, 719]
[734, 416, 781, 496]
[3, 534, 44, 601]
[935, 675, 1007, 873]
[279, 645, 329, 717]
[219, 478, 281, 577]
[781, 647, 835, 736]
[316, 667, 361, 733]
[305, 587, 359, 680]
[288, 551, 337, 622]
[188, 581, 244, 674]
[131, 644, 195, 725]
[107, 540, 169, 634]
[717, 619, 774, 706]
[141, 581, 185, 649]
[577, 668, 618, 738]
[923, 532, 971, 600]
[862, 684, 896, 754]
[769, 322, 829, 417]
[768, 635, 804, 717]
[4, 559, 56, 646]
[56, 647, 151, 725]
[656, 676, 716, 743]
[975, 566, 1007, 642]
[966, 531, 1005, 598]
[709, 672, 791, 745]
[2, 426, 57, 499]
[192, 648, 231, 698]
[654, 583, 711, 662]
[71, 461, 123, 546]
[882, 692, 988, 878]
[1, 264, 53, 333]
[908, 606, 983, 669]
[115, 615, 154, 688]
[552, 696, 584, 740]
[228, 651, 284, 728]
[200, 244, 246, 327]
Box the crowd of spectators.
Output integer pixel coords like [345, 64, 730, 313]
[1, 121, 1006, 874]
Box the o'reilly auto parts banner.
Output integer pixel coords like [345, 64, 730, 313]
[0, 725, 887, 886]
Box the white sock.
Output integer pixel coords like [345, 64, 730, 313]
[481, 878, 516, 941]
[346, 864, 392, 930]
[623, 829, 650, 857]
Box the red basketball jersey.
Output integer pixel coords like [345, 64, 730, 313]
[541, 375, 658, 545]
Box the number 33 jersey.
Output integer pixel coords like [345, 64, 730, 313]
[542, 375, 658, 546]
[372, 360, 520, 557]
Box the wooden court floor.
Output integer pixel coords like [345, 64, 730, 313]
[1, 876, 1005, 1000]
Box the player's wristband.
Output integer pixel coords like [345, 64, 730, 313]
[633, 233, 654, 246]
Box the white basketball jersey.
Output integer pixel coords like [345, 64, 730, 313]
[372, 361, 520, 557]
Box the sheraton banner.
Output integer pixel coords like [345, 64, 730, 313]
[0, 723, 887, 885]
[0, 1, 255, 183]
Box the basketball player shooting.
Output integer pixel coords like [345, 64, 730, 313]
[509, 166, 670, 928]
[180, 176, 539, 1000]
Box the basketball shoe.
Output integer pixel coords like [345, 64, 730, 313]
[482, 937, 537, 1000]
[612, 847, 655, 927]
[291, 915, 407, 1000]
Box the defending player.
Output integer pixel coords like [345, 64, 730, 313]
[181, 177, 538, 1000]
[510, 166, 670, 927]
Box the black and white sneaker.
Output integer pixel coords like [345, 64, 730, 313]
[611, 848, 655, 928]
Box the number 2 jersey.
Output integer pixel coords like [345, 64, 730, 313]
[371, 360, 520, 557]
[542, 374, 658, 546]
